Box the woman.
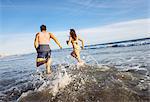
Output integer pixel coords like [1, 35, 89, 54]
[67, 29, 84, 64]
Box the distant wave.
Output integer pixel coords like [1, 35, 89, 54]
[0, 54, 8, 58]
[1, 37, 150, 57]
[85, 37, 150, 49]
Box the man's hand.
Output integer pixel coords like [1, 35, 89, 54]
[59, 46, 62, 49]
[35, 46, 38, 51]
[34, 33, 39, 50]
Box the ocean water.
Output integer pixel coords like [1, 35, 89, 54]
[0, 43, 150, 102]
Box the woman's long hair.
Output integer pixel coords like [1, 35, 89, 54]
[70, 29, 77, 40]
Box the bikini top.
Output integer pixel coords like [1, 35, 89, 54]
[71, 36, 78, 45]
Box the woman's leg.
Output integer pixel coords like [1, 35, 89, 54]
[71, 51, 77, 58]
[75, 50, 82, 63]
[71, 50, 83, 63]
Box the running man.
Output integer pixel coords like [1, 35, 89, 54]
[34, 25, 62, 74]
[67, 29, 84, 64]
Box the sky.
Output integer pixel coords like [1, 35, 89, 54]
[0, 0, 150, 55]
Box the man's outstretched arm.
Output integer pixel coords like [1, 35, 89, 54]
[34, 33, 39, 49]
[50, 33, 62, 49]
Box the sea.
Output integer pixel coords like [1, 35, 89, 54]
[0, 38, 150, 102]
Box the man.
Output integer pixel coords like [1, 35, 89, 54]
[34, 25, 62, 74]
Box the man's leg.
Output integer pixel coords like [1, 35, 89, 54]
[45, 58, 52, 74]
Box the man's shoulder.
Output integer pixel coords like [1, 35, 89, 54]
[36, 32, 52, 35]
[48, 32, 53, 34]
[48, 32, 54, 37]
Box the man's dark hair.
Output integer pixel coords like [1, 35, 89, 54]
[40, 25, 47, 31]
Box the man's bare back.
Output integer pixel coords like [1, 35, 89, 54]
[34, 25, 62, 74]
[37, 31, 50, 45]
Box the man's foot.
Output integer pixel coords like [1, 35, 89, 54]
[46, 71, 52, 74]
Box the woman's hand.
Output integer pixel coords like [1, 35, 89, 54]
[66, 40, 69, 44]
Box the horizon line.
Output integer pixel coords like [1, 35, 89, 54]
[1, 36, 149, 57]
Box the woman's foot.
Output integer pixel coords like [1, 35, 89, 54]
[77, 60, 85, 66]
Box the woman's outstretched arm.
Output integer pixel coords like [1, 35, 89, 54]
[78, 36, 84, 49]
[67, 36, 72, 46]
